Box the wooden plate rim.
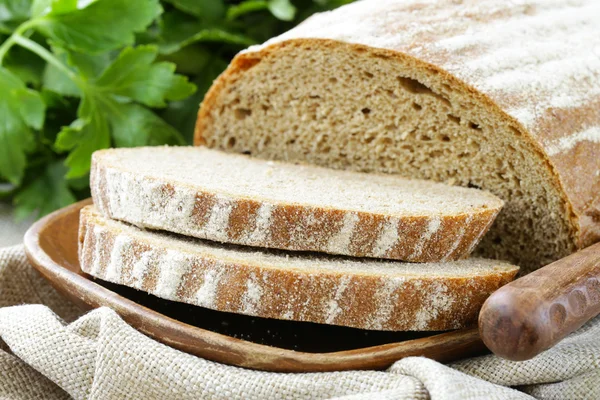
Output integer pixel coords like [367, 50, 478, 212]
[23, 199, 483, 372]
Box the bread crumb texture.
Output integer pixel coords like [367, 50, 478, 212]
[80, 206, 519, 331]
[195, 0, 600, 272]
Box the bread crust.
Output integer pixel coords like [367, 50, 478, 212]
[79, 206, 519, 331]
[196, 1, 600, 253]
[91, 148, 502, 263]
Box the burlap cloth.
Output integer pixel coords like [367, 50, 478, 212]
[1, 206, 598, 399]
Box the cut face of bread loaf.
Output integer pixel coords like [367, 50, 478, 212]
[91, 146, 503, 262]
[91, 147, 503, 262]
[79, 205, 519, 331]
[195, 0, 600, 271]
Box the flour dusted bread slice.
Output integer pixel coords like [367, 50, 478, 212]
[79, 205, 518, 331]
[91, 146, 503, 263]
[195, 0, 600, 271]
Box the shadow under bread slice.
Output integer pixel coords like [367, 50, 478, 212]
[79, 205, 518, 331]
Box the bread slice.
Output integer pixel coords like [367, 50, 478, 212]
[194, 0, 600, 271]
[79, 205, 518, 331]
[91, 146, 503, 263]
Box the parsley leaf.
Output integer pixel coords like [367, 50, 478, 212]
[0, 67, 45, 184]
[55, 98, 111, 178]
[268, 0, 296, 21]
[0, 0, 354, 219]
[0, 0, 34, 32]
[108, 102, 186, 147]
[30, 0, 78, 18]
[164, 0, 225, 21]
[34, 0, 162, 53]
[54, 44, 192, 177]
[226, 0, 297, 22]
[95, 45, 195, 107]
[159, 10, 254, 54]
[66, 48, 114, 79]
[13, 160, 75, 220]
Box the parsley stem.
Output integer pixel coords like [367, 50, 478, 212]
[0, 37, 16, 62]
[0, 19, 39, 63]
[12, 35, 81, 84]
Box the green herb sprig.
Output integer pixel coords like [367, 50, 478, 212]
[0, 0, 353, 219]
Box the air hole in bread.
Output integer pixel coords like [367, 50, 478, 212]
[234, 108, 252, 120]
[447, 114, 461, 124]
[361, 107, 371, 116]
[412, 102, 422, 111]
[398, 76, 451, 106]
[398, 76, 432, 94]
[469, 122, 482, 130]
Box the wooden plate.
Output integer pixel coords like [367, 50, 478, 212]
[23, 199, 486, 372]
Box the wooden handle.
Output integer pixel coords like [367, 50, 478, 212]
[479, 242, 600, 361]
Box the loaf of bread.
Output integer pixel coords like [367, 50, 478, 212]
[90, 146, 503, 262]
[79, 205, 518, 331]
[195, 0, 600, 272]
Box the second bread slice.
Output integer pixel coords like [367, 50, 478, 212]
[91, 146, 503, 262]
[79, 205, 518, 331]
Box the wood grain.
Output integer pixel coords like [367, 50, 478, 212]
[479, 242, 600, 361]
[23, 199, 486, 372]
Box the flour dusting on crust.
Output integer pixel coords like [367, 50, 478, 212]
[91, 147, 501, 263]
[79, 206, 519, 331]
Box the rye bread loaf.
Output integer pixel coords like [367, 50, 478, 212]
[194, 0, 600, 272]
[79, 205, 519, 331]
[90, 146, 503, 262]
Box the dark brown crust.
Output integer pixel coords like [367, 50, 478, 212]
[92, 150, 502, 263]
[382, 218, 427, 260]
[227, 200, 261, 241]
[191, 192, 217, 228]
[268, 206, 344, 251]
[194, 38, 580, 256]
[79, 206, 519, 331]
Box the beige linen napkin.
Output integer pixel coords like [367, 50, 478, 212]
[0, 213, 598, 399]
